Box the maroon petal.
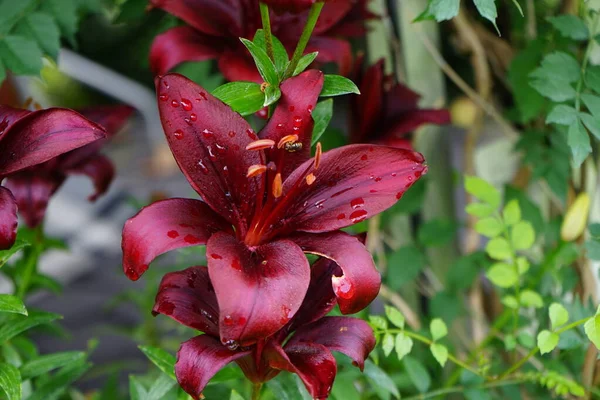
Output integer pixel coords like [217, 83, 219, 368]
[313, 0, 354, 34]
[384, 81, 421, 116]
[121, 198, 231, 280]
[267, 341, 337, 399]
[150, 0, 243, 37]
[385, 109, 452, 137]
[175, 335, 251, 400]
[150, 26, 224, 75]
[290, 231, 380, 314]
[280, 144, 426, 233]
[0, 186, 17, 250]
[0, 106, 30, 135]
[0, 107, 106, 175]
[65, 154, 114, 201]
[206, 232, 310, 347]
[306, 37, 352, 76]
[78, 105, 134, 139]
[3, 172, 64, 228]
[156, 73, 262, 233]
[351, 59, 384, 143]
[217, 50, 263, 83]
[153, 266, 220, 337]
[260, 70, 324, 179]
[288, 316, 375, 370]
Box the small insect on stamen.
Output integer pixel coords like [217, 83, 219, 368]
[306, 173, 316, 185]
[246, 139, 275, 151]
[272, 173, 283, 198]
[247, 164, 268, 178]
[277, 134, 299, 149]
[284, 142, 303, 152]
[315, 142, 322, 169]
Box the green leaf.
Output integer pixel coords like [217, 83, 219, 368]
[17, 13, 61, 60]
[549, 303, 569, 329]
[486, 263, 518, 288]
[475, 217, 504, 238]
[0, 363, 20, 400]
[519, 290, 543, 308]
[507, 40, 545, 122]
[586, 65, 600, 93]
[395, 333, 413, 360]
[129, 375, 147, 400]
[430, 318, 448, 341]
[580, 113, 600, 141]
[504, 334, 516, 351]
[385, 306, 405, 329]
[147, 374, 176, 400]
[584, 314, 600, 350]
[529, 52, 580, 102]
[310, 99, 333, 146]
[511, 221, 535, 250]
[27, 361, 91, 400]
[529, 79, 576, 102]
[419, 0, 460, 22]
[546, 105, 578, 125]
[0, 0, 37, 34]
[516, 257, 530, 274]
[403, 356, 431, 393]
[0, 295, 27, 315]
[517, 332, 536, 349]
[485, 238, 512, 260]
[581, 94, 600, 119]
[430, 343, 448, 367]
[253, 30, 289, 75]
[501, 295, 519, 309]
[382, 333, 394, 357]
[417, 219, 457, 247]
[364, 360, 400, 398]
[590, 223, 600, 238]
[40, 0, 79, 47]
[585, 240, 600, 260]
[537, 330, 559, 354]
[138, 346, 176, 380]
[263, 84, 281, 107]
[230, 390, 245, 400]
[212, 82, 264, 116]
[293, 52, 318, 76]
[502, 200, 521, 225]
[547, 15, 589, 40]
[473, 0, 499, 34]
[20, 351, 85, 380]
[240, 38, 279, 85]
[0, 61, 5, 86]
[0, 239, 29, 267]
[567, 120, 591, 167]
[0, 35, 43, 75]
[320, 75, 360, 97]
[0, 311, 60, 343]
[465, 203, 495, 218]
[368, 315, 388, 331]
[464, 176, 500, 207]
[386, 245, 425, 288]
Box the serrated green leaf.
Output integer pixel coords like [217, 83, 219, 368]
[507, 40, 545, 122]
[263, 84, 281, 107]
[0, 363, 20, 400]
[212, 82, 264, 116]
[529, 79, 577, 102]
[465, 202, 495, 217]
[430, 318, 448, 341]
[549, 303, 569, 329]
[40, 0, 79, 47]
[395, 333, 413, 360]
[320, 75, 360, 97]
[580, 113, 600, 141]
[586, 65, 600, 93]
[486, 238, 512, 261]
[139, 346, 176, 380]
[430, 343, 448, 367]
[403, 356, 431, 393]
[240, 38, 279, 85]
[17, 13, 61, 60]
[502, 200, 521, 225]
[585, 314, 600, 350]
[0, 295, 27, 315]
[0, 311, 60, 343]
[368, 315, 387, 331]
[464, 176, 500, 207]
[537, 330, 559, 354]
[0, 35, 43, 75]
[20, 351, 85, 379]
[529, 52, 580, 102]
[581, 94, 600, 119]
[475, 217, 504, 237]
[385, 306, 405, 329]
[501, 295, 519, 309]
[547, 15, 589, 40]
[382, 333, 394, 357]
[0, 0, 37, 35]
[253, 30, 289, 76]
[311, 99, 333, 146]
[421, 0, 460, 22]
[519, 290, 543, 308]
[294, 52, 318, 76]
[486, 262, 518, 288]
[473, 0, 499, 34]
[511, 220, 535, 250]
[546, 105, 578, 126]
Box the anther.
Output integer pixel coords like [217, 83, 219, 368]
[247, 164, 268, 177]
[277, 134, 299, 149]
[22, 97, 33, 109]
[272, 173, 283, 198]
[246, 139, 275, 151]
[306, 173, 316, 185]
[315, 142, 322, 169]
[260, 82, 269, 92]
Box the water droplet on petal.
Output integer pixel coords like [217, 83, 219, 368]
[396, 192, 403, 200]
[210, 253, 223, 259]
[180, 98, 193, 111]
[307, 105, 313, 113]
[231, 257, 242, 270]
[215, 143, 227, 154]
[202, 129, 214, 139]
[167, 230, 179, 238]
[349, 209, 368, 223]
[190, 113, 197, 121]
[198, 160, 209, 174]
[315, 199, 326, 209]
[337, 213, 346, 220]
[361, 154, 368, 161]
[159, 94, 169, 101]
[171, 100, 179, 108]
[174, 130, 184, 140]
[332, 276, 355, 299]
[288, 105, 295, 112]
[223, 339, 239, 350]
[350, 198, 365, 209]
[184, 234, 201, 244]
[223, 315, 234, 326]
[207, 146, 217, 161]
[228, 130, 236, 138]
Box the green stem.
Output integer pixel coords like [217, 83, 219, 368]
[259, 2, 275, 62]
[283, 2, 324, 79]
[498, 317, 590, 379]
[251, 383, 263, 400]
[16, 227, 43, 299]
[402, 379, 524, 400]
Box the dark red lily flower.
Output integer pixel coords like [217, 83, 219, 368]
[149, 0, 373, 81]
[122, 71, 425, 347]
[153, 261, 375, 399]
[0, 105, 108, 249]
[351, 57, 451, 147]
[263, 0, 333, 14]
[2, 105, 133, 228]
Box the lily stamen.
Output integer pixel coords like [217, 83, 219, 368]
[246, 139, 276, 151]
[306, 173, 316, 185]
[277, 134, 299, 149]
[272, 173, 283, 198]
[315, 142, 322, 169]
[247, 164, 268, 178]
